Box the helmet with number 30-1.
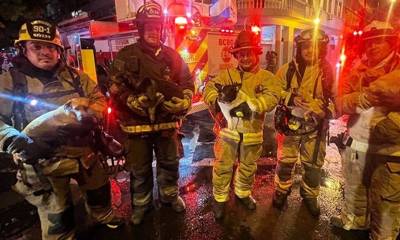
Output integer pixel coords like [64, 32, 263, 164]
[15, 19, 63, 49]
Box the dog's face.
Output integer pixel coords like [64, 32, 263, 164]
[215, 83, 241, 103]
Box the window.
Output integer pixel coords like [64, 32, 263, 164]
[328, 0, 332, 13]
[334, 0, 338, 16]
[338, 1, 342, 17]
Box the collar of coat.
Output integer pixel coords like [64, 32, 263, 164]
[138, 38, 163, 57]
[12, 55, 64, 84]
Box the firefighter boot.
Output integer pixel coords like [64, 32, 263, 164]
[170, 196, 186, 213]
[303, 198, 320, 217]
[105, 216, 125, 229]
[236, 195, 257, 210]
[161, 196, 186, 213]
[131, 204, 152, 225]
[213, 200, 226, 220]
[272, 190, 289, 210]
[330, 215, 345, 229]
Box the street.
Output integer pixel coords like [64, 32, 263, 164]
[10, 133, 376, 240]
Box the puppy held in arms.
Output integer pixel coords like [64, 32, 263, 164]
[215, 83, 252, 126]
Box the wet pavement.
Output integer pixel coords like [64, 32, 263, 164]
[4, 118, 397, 240]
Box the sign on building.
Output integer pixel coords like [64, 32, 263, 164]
[207, 32, 237, 76]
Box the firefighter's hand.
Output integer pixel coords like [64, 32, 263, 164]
[126, 94, 149, 117]
[293, 96, 308, 109]
[304, 99, 326, 119]
[57, 116, 98, 139]
[364, 91, 381, 106]
[6, 133, 52, 165]
[162, 96, 191, 114]
[363, 68, 386, 79]
[357, 90, 378, 109]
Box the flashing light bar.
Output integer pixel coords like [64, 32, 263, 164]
[220, 29, 234, 33]
[251, 26, 261, 34]
[175, 16, 188, 25]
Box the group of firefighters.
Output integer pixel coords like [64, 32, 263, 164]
[0, 1, 399, 239]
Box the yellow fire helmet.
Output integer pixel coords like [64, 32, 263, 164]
[15, 20, 63, 49]
[363, 20, 397, 41]
[295, 29, 329, 45]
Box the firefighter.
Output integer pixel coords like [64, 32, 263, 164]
[0, 20, 122, 239]
[109, 1, 194, 225]
[265, 50, 278, 74]
[331, 21, 400, 240]
[203, 30, 283, 219]
[272, 29, 335, 217]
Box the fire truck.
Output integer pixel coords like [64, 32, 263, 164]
[58, 1, 244, 158]
[59, 0, 240, 106]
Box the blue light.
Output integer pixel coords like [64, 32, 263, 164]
[30, 99, 38, 106]
[0, 92, 59, 110]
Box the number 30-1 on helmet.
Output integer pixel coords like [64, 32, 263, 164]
[15, 20, 63, 49]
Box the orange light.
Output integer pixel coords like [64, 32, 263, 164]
[340, 53, 346, 62]
[175, 16, 188, 25]
[358, 30, 363, 35]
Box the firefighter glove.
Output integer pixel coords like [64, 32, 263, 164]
[126, 94, 149, 117]
[237, 90, 263, 113]
[57, 115, 98, 139]
[358, 91, 375, 110]
[305, 99, 326, 119]
[6, 133, 52, 165]
[162, 96, 191, 114]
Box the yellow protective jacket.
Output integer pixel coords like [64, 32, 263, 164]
[0, 57, 106, 153]
[337, 53, 400, 157]
[277, 60, 335, 116]
[203, 67, 283, 145]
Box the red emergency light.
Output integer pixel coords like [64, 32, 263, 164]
[251, 25, 261, 34]
[175, 16, 188, 25]
[353, 30, 363, 36]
